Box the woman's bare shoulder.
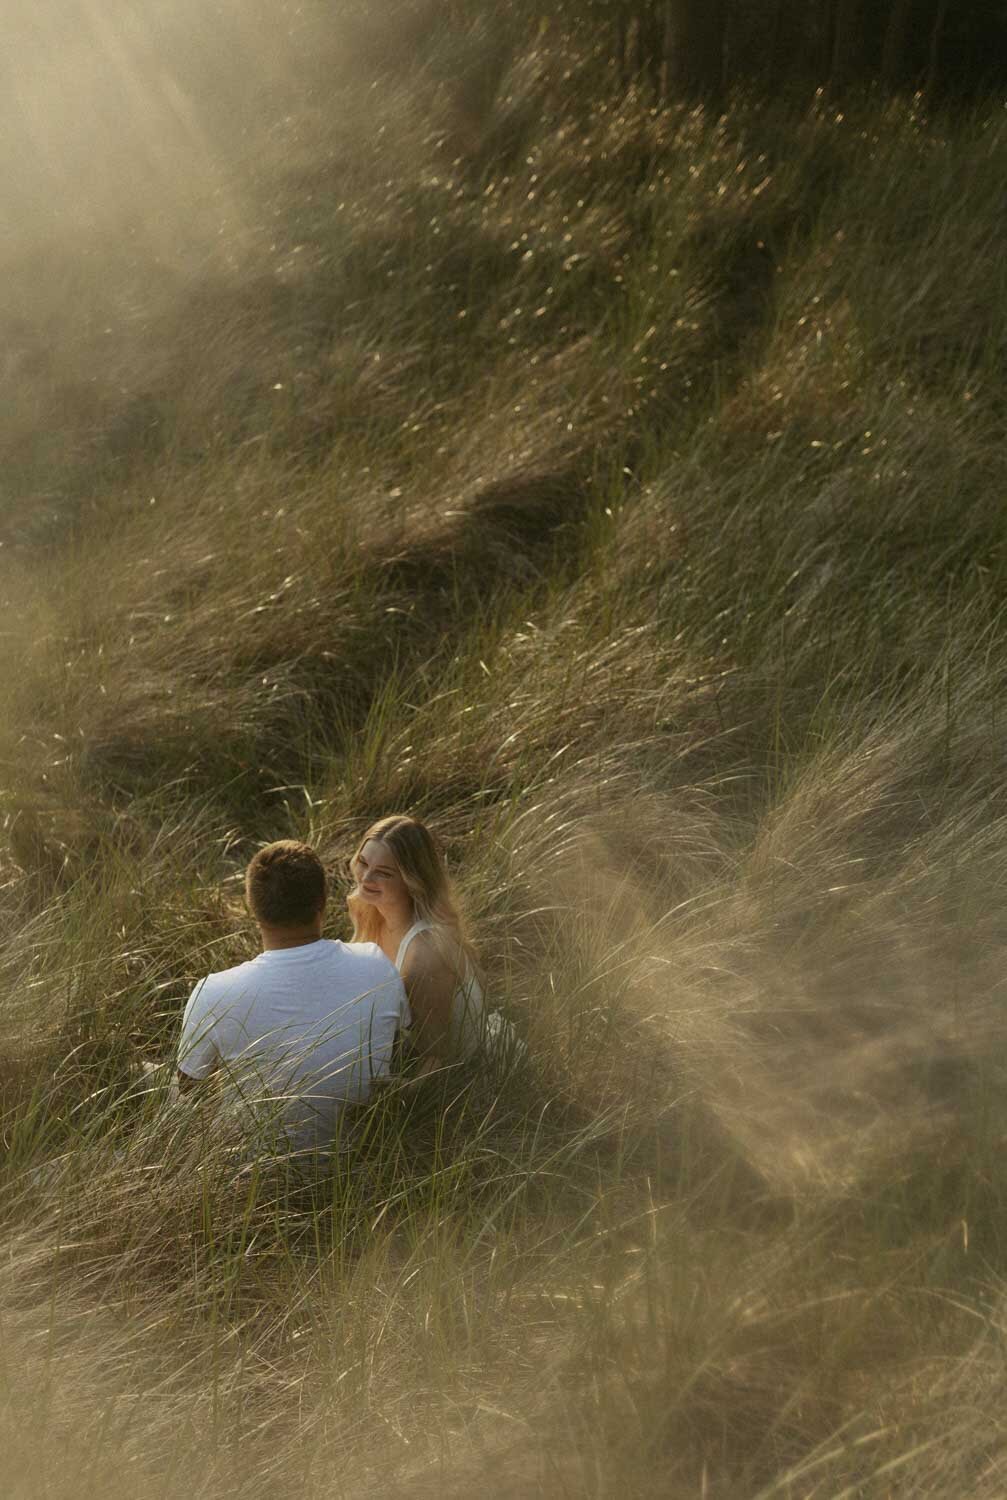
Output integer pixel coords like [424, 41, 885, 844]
[400, 927, 461, 982]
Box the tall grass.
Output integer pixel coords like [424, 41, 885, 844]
[2, 9, 1007, 1495]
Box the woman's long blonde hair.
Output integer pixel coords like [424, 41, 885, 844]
[348, 814, 472, 956]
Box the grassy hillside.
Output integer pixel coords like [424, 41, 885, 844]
[3, 10, 1007, 1496]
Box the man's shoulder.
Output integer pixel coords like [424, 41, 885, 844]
[339, 940, 401, 979]
[317, 941, 405, 1011]
[188, 958, 257, 1004]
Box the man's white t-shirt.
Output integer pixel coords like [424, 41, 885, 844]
[178, 939, 408, 1153]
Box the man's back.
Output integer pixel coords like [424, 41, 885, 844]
[179, 938, 407, 1152]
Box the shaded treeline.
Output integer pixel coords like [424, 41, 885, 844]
[504, 0, 1007, 103]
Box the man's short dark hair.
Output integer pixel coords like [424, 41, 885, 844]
[245, 840, 327, 926]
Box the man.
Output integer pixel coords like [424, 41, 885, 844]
[177, 839, 408, 1156]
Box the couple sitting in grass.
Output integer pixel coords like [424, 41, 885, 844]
[177, 815, 488, 1157]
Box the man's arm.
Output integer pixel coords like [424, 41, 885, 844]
[177, 978, 222, 1095]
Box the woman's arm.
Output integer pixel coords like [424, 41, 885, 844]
[400, 933, 459, 1067]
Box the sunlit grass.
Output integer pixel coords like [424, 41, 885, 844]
[2, 7, 1007, 1495]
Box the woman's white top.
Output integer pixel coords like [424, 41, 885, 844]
[394, 920, 486, 1062]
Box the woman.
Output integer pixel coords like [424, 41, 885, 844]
[347, 814, 486, 1072]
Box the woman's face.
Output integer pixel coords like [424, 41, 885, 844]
[351, 838, 412, 915]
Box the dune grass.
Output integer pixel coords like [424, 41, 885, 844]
[2, 9, 1007, 1495]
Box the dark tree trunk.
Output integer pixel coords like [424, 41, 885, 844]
[882, 0, 916, 88]
[614, 4, 667, 96]
[765, 0, 787, 89]
[926, 0, 951, 91]
[668, 0, 729, 106]
[616, 5, 632, 87]
[632, 2, 666, 96]
[831, 0, 865, 88]
[817, 0, 838, 84]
